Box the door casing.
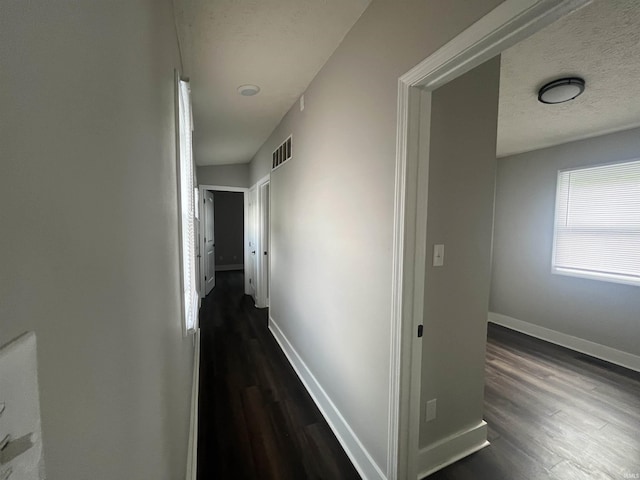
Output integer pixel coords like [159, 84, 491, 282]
[390, 1, 592, 479]
[203, 190, 216, 295]
[247, 185, 258, 301]
[256, 176, 270, 308]
[198, 185, 250, 297]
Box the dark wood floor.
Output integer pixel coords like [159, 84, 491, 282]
[198, 271, 640, 480]
[197, 271, 361, 480]
[430, 324, 640, 480]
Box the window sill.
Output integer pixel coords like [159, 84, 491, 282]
[552, 267, 640, 288]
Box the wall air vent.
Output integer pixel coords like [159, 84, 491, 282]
[272, 135, 292, 170]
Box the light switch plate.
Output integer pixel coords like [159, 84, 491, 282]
[433, 244, 445, 266]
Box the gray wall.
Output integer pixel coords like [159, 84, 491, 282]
[491, 127, 640, 356]
[213, 191, 245, 268]
[419, 58, 501, 448]
[0, 2, 193, 479]
[198, 164, 250, 188]
[249, 0, 503, 470]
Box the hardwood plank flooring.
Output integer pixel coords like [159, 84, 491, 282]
[197, 272, 640, 479]
[197, 271, 361, 480]
[429, 324, 640, 480]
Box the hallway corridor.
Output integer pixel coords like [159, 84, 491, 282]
[196, 272, 640, 480]
[197, 271, 361, 480]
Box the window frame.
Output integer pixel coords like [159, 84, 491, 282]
[551, 158, 640, 288]
[175, 72, 199, 335]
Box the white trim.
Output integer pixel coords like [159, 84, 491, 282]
[390, 1, 591, 479]
[269, 316, 386, 480]
[174, 70, 196, 337]
[247, 185, 258, 301]
[389, 86, 430, 480]
[215, 263, 244, 272]
[256, 178, 270, 308]
[186, 329, 201, 480]
[200, 185, 248, 193]
[198, 184, 250, 296]
[416, 422, 489, 479]
[200, 189, 216, 296]
[174, 75, 200, 337]
[552, 267, 640, 288]
[251, 174, 271, 189]
[488, 312, 640, 372]
[400, 0, 590, 90]
[247, 174, 270, 307]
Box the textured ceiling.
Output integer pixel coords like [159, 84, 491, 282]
[498, 0, 640, 157]
[173, 0, 371, 166]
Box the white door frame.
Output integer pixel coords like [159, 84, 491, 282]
[203, 189, 216, 295]
[247, 184, 258, 301]
[255, 175, 270, 308]
[198, 184, 250, 296]
[388, 1, 591, 479]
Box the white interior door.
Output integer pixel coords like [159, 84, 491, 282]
[264, 183, 269, 306]
[257, 181, 270, 308]
[247, 187, 257, 300]
[204, 190, 215, 295]
[195, 189, 201, 298]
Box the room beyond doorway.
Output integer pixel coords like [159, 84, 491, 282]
[212, 191, 244, 272]
[198, 185, 249, 298]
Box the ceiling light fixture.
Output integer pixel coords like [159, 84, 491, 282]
[537, 77, 585, 104]
[237, 84, 260, 96]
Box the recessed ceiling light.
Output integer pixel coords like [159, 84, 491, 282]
[538, 77, 585, 104]
[237, 84, 260, 96]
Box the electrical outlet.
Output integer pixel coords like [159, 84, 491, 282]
[425, 399, 437, 422]
[300, 95, 305, 111]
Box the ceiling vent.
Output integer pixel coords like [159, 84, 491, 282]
[272, 135, 292, 170]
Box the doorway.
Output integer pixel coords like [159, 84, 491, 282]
[256, 177, 270, 308]
[203, 190, 215, 295]
[390, 1, 591, 479]
[199, 185, 249, 298]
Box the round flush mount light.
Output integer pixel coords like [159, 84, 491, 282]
[538, 77, 585, 104]
[237, 84, 260, 96]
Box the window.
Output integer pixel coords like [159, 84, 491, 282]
[177, 77, 199, 333]
[552, 159, 640, 286]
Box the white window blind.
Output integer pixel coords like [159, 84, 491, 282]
[178, 78, 199, 333]
[552, 159, 640, 286]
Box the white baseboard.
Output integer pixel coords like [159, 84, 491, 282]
[268, 317, 387, 480]
[417, 421, 489, 479]
[215, 263, 244, 271]
[186, 329, 201, 480]
[488, 312, 640, 373]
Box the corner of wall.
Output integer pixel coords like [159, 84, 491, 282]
[488, 312, 640, 372]
[417, 422, 489, 479]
